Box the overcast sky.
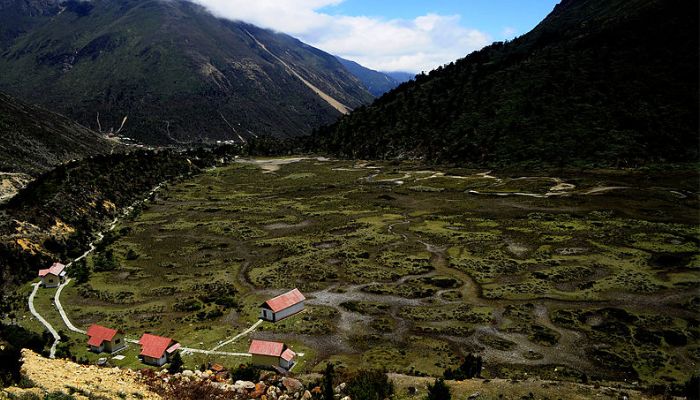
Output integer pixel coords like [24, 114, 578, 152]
[189, 0, 560, 73]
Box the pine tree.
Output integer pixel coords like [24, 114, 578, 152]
[322, 363, 335, 400]
[427, 378, 451, 400]
[168, 351, 183, 374]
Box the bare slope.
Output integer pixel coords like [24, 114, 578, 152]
[0, 91, 115, 175]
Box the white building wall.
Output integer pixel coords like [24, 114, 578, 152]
[273, 301, 305, 321]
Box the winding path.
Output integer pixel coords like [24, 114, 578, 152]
[43, 180, 262, 361]
[210, 320, 263, 351]
[28, 283, 60, 358]
[54, 279, 85, 334]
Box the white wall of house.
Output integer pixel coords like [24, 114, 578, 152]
[265, 301, 305, 322]
[143, 354, 167, 366]
[280, 358, 294, 370]
[41, 274, 60, 288]
[89, 344, 104, 353]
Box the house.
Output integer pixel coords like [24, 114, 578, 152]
[259, 288, 305, 322]
[249, 339, 296, 370]
[138, 333, 180, 366]
[86, 324, 126, 354]
[38, 262, 67, 288]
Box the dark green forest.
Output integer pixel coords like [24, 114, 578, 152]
[312, 0, 699, 167]
[0, 0, 372, 144]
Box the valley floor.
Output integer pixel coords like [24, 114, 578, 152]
[13, 158, 699, 389]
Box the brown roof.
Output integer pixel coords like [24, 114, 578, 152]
[248, 340, 285, 357]
[86, 324, 120, 347]
[262, 288, 305, 313]
[139, 334, 176, 359]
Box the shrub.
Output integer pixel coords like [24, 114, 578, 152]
[168, 352, 183, 374]
[427, 378, 451, 400]
[346, 370, 393, 400]
[229, 364, 259, 382]
[323, 363, 335, 400]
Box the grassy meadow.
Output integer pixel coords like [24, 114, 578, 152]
[18, 158, 698, 386]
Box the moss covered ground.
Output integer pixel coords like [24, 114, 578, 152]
[17, 159, 698, 388]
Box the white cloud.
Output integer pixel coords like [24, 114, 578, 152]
[188, 0, 491, 73]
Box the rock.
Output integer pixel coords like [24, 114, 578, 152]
[260, 370, 276, 381]
[268, 385, 281, 399]
[282, 377, 304, 393]
[340, 396, 351, 400]
[301, 390, 312, 400]
[235, 380, 256, 390]
[467, 392, 481, 400]
[334, 383, 346, 394]
[257, 382, 267, 392]
[182, 370, 194, 377]
[278, 395, 290, 400]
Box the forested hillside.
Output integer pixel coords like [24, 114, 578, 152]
[0, 91, 115, 174]
[337, 57, 409, 96]
[313, 0, 699, 167]
[0, 0, 373, 144]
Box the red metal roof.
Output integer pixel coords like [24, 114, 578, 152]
[86, 324, 119, 347]
[38, 262, 66, 277]
[248, 340, 285, 357]
[139, 334, 176, 359]
[262, 288, 305, 313]
[281, 348, 296, 362]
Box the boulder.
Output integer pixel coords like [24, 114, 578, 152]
[182, 370, 194, 377]
[282, 377, 304, 393]
[234, 380, 256, 390]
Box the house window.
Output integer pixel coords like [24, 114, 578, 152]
[115, 339, 121, 344]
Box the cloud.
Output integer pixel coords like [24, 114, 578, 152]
[188, 0, 491, 73]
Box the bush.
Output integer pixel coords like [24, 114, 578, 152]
[346, 370, 393, 400]
[168, 352, 183, 374]
[443, 354, 482, 380]
[427, 378, 451, 400]
[93, 250, 118, 272]
[323, 363, 335, 400]
[68, 259, 90, 284]
[230, 364, 259, 381]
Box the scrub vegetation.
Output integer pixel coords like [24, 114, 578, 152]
[12, 159, 698, 391]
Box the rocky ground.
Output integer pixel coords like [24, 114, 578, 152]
[2, 350, 666, 400]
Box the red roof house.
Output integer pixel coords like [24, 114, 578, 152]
[138, 333, 180, 366]
[260, 288, 305, 322]
[86, 324, 126, 354]
[38, 262, 67, 288]
[249, 339, 296, 370]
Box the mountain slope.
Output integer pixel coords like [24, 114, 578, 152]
[314, 0, 698, 167]
[337, 57, 408, 96]
[0, 0, 373, 144]
[0, 91, 116, 174]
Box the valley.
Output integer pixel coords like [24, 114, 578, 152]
[14, 158, 698, 388]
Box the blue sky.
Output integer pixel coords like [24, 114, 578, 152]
[322, 0, 560, 40]
[193, 0, 562, 72]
